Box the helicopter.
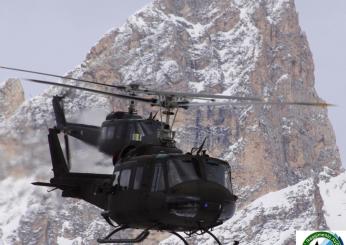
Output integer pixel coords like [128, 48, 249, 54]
[0, 66, 332, 244]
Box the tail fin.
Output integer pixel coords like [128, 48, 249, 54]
[52, 96, 66, 129]
[52, 96, 101, 148]
[48, 128, 70, 176]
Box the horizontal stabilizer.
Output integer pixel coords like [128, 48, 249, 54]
[32, 182, 56, 187]
[32, 181, 75, 189]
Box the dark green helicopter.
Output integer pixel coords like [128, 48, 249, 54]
[1, 66, 332, 245]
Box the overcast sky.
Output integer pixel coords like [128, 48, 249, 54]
[0, 0, 345, 165]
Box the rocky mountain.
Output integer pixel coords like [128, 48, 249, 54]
[0, 0, 343, 244]
[0, 79, 24, 122]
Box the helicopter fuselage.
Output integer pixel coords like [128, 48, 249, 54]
[47, 96, 237, 233]
[44, 130, 237, 232]
[39, 128, 237, 233]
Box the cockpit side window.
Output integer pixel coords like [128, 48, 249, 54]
[205, 161, 232, 191]
[167, 158, 199, 187]
[140, 121, 158, 136]
[227, 170, 233, 193]
[119, 169, 132, 189]
[151, 163, 165, 192]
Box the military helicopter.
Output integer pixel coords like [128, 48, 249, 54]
[0, 66, 332, 245]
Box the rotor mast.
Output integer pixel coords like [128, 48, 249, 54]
[157, 95, 181, 146]
[127, 84, 141, 114]
[128, 100, 136, 114]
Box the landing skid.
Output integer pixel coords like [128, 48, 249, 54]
[101, 211, 117, 227]
[98, 226, 239, 244]
[168, 230, 239, 245]
[97, 225, 150, 243]
[98, 213, 238, 244]
[205, 230, 222, 245]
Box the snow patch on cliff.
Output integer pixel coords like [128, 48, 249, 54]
[57, 236, 83, 245]
[0, 177, 35, 243]
[319, 171, 346, 229]
[266, 0, 291, 24]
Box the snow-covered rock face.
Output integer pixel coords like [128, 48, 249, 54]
[319, 171, 346, 230]
[0, 79, 24, 121]
[0, 0, 343, 244]
[0, 175, 110, 245]
[88, 0, 261, 95]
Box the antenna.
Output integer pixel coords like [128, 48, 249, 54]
[196, 137, 207, 155]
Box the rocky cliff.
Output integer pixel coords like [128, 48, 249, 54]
[0, 79, 24, 122]
[0, 0, 343, 244]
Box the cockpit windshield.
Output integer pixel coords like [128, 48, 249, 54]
[167, 158, 200, 187]
[165, 157, 232, 190]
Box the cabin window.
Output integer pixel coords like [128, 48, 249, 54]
[113, 171, 120, 186]
[119, 169, 132, 189]
[130, 123, 144, 142]
[205, 161, 231, 190]
[167, 158, 199, 187]
[151, 163, 165, 192]
[107, 126, 116, 138]
[133, 167, 144, 190]
[101, 126, 116, 140]
[117, 123, 127, 139]
[101, 127, 107, 139]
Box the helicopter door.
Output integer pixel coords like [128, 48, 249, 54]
[130, 165, 151, 223]
[109, 167, 137, 223]
[145, 162, 167, 221]
[110, 165, 151, 224]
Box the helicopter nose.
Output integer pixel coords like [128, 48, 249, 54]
[168, 180, 235, 203]
[166, 180, 237, 223]
[165, 194, 236, 227]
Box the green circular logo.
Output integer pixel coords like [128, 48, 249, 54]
[303, 232, 342, 245]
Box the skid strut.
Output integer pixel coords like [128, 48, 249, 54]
[206, 230, 222, 245]
[101, 211, 117, 227]
[169, 231, 189, 245]
[97, 225, 150, 244]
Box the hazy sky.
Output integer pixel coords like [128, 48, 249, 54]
[295, 0, 346, 166]
[0, 0, 345, 165]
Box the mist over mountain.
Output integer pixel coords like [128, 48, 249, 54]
[0, 0, 344, 244]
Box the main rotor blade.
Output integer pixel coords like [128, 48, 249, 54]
[25, 78, 157, 104]
[136, 88, 263, 101]
[1, 65, 127, 90]
[7, 66, 334, 108]
[181, 100, 334, 108]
